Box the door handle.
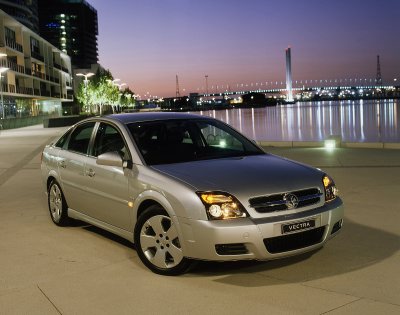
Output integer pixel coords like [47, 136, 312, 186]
[87, 169, 95, 177]
[59, 160, 66, 168]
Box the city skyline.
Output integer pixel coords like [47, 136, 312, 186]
[89, 0, 400, 98]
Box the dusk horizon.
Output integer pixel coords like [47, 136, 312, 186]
[89, 0, 400, 98]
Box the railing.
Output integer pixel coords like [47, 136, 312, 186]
[53, 62, 62, 70]
[7, 84, 16, 93]
[40, 90, 51, 97]
[16, 86, 33, 95]
[7, 60, 26, 74]
[32, 71, 46, 80]
[31, 51, 44, 62]
[5, 37, 23, 53]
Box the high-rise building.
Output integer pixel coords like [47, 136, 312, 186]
[38, 0, 98, 69]
[0, 0, 39, 34]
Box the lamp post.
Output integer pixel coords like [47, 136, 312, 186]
[0, 67, 9, 120]
[0, 53, 8, 119]
[76, 72, 94, 112]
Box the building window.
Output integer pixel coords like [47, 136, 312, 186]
[5, 27, 16, 41]
[30, 37, 40, 54]
[32, 62, 42, 74]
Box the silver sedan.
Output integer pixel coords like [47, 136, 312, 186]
[41, 112, 344, 275]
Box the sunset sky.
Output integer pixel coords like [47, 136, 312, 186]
[89, 0, 400, 98]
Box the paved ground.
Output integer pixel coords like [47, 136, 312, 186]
[0, 125, 399, 315]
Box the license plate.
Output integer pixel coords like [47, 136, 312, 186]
[282, 219, 315, 234]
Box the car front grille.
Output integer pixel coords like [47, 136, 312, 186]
[249, 188, 322, 213]
[263, 226, 326, 254]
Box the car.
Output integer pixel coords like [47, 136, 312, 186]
[41, 112, 344, 275]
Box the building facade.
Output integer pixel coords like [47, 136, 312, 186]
[0, 0, 39, 34]
[38, 0, 98, 69]
[0, 9, 73, 118]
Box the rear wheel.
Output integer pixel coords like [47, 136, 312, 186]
[134, 205, 191, 275]
[48, 180, 69, 226]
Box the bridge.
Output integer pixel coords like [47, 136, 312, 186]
[193, 83, 398, 103]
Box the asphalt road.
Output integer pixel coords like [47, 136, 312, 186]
[0, 125, 399, 314]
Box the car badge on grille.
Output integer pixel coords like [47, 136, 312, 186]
[283, 193, 299, 209]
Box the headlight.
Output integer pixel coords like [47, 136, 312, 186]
[323, 174, 338, 202]
[196, 192, 248, 220]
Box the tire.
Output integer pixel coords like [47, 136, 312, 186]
[134, 205, 191, 276]
[48, 180, 69, 226]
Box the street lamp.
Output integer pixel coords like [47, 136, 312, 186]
[116, 83, 126, 90]
[107, 78, 120, 85]
[76, 72, 94, 112]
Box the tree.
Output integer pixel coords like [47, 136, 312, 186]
[75, 80, 96, 114]
[75, 68, 129, 115]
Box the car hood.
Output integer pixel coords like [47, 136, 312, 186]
[151, 154, 324, 199]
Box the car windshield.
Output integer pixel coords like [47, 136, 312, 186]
[128, 118, 264, 165]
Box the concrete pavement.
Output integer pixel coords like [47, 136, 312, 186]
[0, 125, 399, 314]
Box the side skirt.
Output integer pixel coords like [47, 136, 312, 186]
[68, 208, 134, 243]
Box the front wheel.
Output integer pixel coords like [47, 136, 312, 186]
[134, 205, 191, 276]
[48, 180, 69, 226]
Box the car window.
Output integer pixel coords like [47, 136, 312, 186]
[128, 119, 263, 165]
[54, 129, 72, 149]
[200, 125, 244, 151]
[92, 123, 130, 160]
[67, 122, 96, 154]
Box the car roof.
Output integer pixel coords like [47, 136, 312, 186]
[104, 112, 208, 124]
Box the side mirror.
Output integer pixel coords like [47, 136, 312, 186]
[96, 151, 124, 167]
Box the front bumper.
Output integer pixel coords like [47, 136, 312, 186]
[180, 197, 344, 261]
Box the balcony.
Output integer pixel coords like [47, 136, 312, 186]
[32, 71, 46, 80]
[7, 60, 26, 75]
[31, 51, 44, 62]
[16, 86, 33, 95]
[40, 90, 51, 97]
[2, 84, 34, 96]
[5, 37, 23, 53]
[53, 62, 62, 70]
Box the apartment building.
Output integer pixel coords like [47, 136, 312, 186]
[0, 9, 73, 117]
[0, 0, 39, 34]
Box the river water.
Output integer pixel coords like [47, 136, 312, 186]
[193, 99, 399, 143]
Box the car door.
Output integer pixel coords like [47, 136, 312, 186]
[83, 122, 131, 230]
[58, 121, 95, 212]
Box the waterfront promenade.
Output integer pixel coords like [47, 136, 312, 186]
[0, 125, 399, 314]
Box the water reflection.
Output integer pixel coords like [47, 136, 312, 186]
[195, 99, 400, 142]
